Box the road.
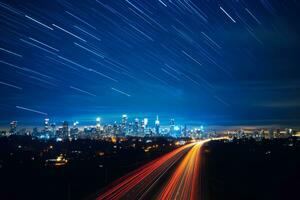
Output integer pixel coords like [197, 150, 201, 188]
[95, 140, 208, 200]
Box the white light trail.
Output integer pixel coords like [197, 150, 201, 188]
[181, 50, 202, 66]
[74, 42, 104, 58]
[158, 0, 167, 7]
[0, 81, 22, 90]
[65, 11, 96, 30]
[52, 24, 86, 42]
[16, 106, 48, 115]
[0, 47, 23, 57]
[20, 39, 57, 55]
[28, 37, 59, 52]
[111, 87, 131, 97]
[74, 25, 101, 41]
[70, 86, 96, 97]
[219, 6, 236, 23]
[25, 15, 53, 30]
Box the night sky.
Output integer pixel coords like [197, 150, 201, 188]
[0, 0, 300, 127]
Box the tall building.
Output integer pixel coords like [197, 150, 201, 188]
[113, 121, 118, 135]
[140, 119, 145, 134]
[134, 118, 139, 134]
[9, 121, 17, 134]
[44, 118, 50, 132]
[170, 118, 175, 135]
[122, 114, 128, 126]
[96, 117, 101, 131]
[143, 118, 148, 128]
[50, 123, 56, 138]
[155, 115, 160, 135]
[183, 124, 187, 137]
[62, 121, 69, 138]
[143, 118, 149, 134]
[121, 114, 128, 134]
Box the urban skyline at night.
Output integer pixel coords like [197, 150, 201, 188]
[1, 1, 300, 200]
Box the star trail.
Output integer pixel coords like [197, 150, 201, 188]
[0, 0, 300, 126]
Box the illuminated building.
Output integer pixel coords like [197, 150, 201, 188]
[143, 118, 148, 128]
[44, 118, 50, 131]
[96, 117, 101, 131]
[134, 118, 139, 134]
[183, 125, 187, 137]
[9, 121, 17, 134]
[70, 121, 79, 139]
[62, 121, 69, 138]
[155, 115, 160, 135]
[128, 122, 133, 134]
[143, 118, 149, 134]
[113, 121, 118, 135]
[140, 119, 145, 134]
[170, 118, 175, 136]
[121, 114, 128, 134]
[122, 114, 128, 126]
[50, 123, 56, 138]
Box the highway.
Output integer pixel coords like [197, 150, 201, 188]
[95, 140, 208, 200]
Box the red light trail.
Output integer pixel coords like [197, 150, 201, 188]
[96, 140, 208, 200]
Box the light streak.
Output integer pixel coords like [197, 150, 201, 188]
[28, 37, 59, 52]
[16, 106, 48, 115]
[74, 42, 104, 58]
[70, 86, 97, 97]
[52, 24, 87, 42]
[0, 81, 22, 90]
[181, 50, 202, 66]
[96, 143, 194, 200]
[111, 87, 131, 97]
[158, 0, 167, 7]
[157, 141, 206, 200]
[65, 11, 96, 30]
[20, 39, 58, 55]
[74, 25, 101, 41]
[0, 47, 23, 57]
[25, 15, 53, 30]
[219, 6, 236, 23]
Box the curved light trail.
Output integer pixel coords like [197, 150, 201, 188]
[156, 141, 205, 200]
[95, 140, 209, 200]
[96, 143, 195, 200]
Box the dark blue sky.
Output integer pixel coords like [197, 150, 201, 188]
[0, 0, 300, 127]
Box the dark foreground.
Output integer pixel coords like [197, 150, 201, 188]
[1, 136, 300, 200]
[0, 136, 181, 200]
[202, 138, 300, 200]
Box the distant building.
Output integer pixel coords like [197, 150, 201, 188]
[96, 117, 101, 131]
[50, 123, 56, 138]
[9, 121, 17, 134]
[170, 119, 175, 136]
[155, 115, 160, 135]
[134, 118, 139, 135]
[121, 114, 128, 134]
[44, 118, 50, 132]
[62, 121, 69, 138]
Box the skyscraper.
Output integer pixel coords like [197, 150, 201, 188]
[143, 118, 149, 134]
[155, 115, 160, 135]
[170, 118, 175, 136]
[62, 121, 69, 138]
[50, 123, 56, 138]
[134, 118, 139, 135]
[121, 114, 128, 134]
[9, 121, 17, 134]
[44, 118, 50, 132]
[96, 117, 101, 131]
